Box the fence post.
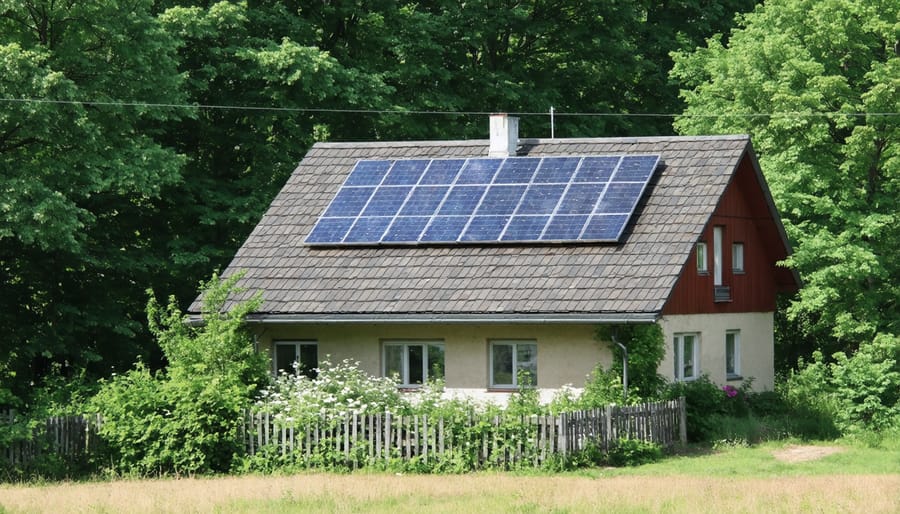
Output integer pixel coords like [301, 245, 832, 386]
[678, 396, 687, 444]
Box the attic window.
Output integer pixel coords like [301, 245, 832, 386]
[305, 155, 662, 246]
[733, 242, 745, 273]
[696, 242, 708, 274]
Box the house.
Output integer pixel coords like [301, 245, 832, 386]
[191, 114, 799, 402]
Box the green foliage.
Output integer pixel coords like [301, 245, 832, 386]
[672, 0, 899, 348]
[665, 376, 730, 442]
[0, 0, 188, 402]
[91, 273, 266, 476]
[606, 438, 663, 467]
[597, 323, 666, 399]
[781, 335, 900, 435]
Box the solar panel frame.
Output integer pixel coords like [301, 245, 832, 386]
[304, 154, 661, 246]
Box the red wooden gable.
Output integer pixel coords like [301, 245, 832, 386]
[662, 153, 799, 315]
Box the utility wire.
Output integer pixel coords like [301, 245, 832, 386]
[1, 96, 898, 118]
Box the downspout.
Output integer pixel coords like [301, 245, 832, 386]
[611, 330, 628, 402]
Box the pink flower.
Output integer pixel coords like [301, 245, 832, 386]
[722, 385, 738, 398]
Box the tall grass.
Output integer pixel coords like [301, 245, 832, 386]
[1, 442, 898, 514]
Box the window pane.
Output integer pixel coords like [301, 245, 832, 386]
[683, 335, 695, 378]
[726, 332, 738, 375]
[674, 337, 681, 379]
[427, 344, 445, 380]
[299, 344, 318, 379]
[385, 345, 403, 382]
[408, 345, 424, 384]
[516, 344, 538, 386]
[696, 242, 707, 272]
[732, 243, 744, 271]
[492, 344, 514, 386]
[275, 344, 298, 375]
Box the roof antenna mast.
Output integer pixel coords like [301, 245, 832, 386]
[550, 106, 555, 139]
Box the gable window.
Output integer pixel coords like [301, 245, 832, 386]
[732, 242, 745, 273]
[274, 341, 318, 379]
[726, 331, 741, 379]
[673, 333, 699, 381]
[696, 242, 708, 274]
[490, 340, 537, 388]
[383, 341, 444, 387]
[713, 226, 724, 285]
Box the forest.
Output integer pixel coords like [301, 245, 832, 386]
[0, 0, 897, 437]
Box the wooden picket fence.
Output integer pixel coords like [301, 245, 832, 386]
[245, 397, 686, 467]
[0, 409, 103, 466]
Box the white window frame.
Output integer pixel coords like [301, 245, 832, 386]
[673, 333, 700, 381]
[489, 340, 538, 389]
[713, 226, 723, 285]
[732, 242, 745, 273]
[696, 241, 708, 274]
[273, 340, 318, 378]
[382, 340, 444, 388]
[726, 330, 741, 379]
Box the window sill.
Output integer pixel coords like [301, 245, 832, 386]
[487, 387, 524, 392]
[726, 374, 743, 382]
[733, 270, 745, 275]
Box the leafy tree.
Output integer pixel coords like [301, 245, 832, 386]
[148, 1, 390, 312]
[0, 0, 186, 401]
[671, 0, 899, 350]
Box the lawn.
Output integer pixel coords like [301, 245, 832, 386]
[1, 441, 898, 514]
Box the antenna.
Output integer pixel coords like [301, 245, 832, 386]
[550, 106, 555, 139]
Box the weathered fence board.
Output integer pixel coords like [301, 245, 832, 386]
[1, 409, 103, 466]
[244, 398, 686, 467]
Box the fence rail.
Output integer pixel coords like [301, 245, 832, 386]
[0, 409, 103, 466]
[245, 398, 686, 467]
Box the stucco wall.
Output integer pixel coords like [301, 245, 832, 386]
[658, 312, 774, 391]
[256, 323, 610, 404]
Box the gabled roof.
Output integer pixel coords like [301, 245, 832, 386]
[193, 134, 788, 324]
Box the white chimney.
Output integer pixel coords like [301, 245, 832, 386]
[488, 113, 519, 157]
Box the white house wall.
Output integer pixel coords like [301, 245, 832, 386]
[256, 323, 611, 405]
[658, 312, 775, 391]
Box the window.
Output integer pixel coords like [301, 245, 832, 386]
[383, 341, 444, 387]
[726, 331, 741, 379]
[274, 341, 318, 379]
[673, 333, 699, 381]
[490, 340, 537, 388]
[713, 226, 723, 285]
[732, 243, 745, 273]
[696, 242, 708, 273]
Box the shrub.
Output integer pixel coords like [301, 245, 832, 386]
[665, 376, 727, 442]
[606, 438, 662, 467]
[91, 272, 267, 476]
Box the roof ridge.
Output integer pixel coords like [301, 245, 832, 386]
[312, 134, 750, 149]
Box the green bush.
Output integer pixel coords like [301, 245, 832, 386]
[606, 438, 662, 467]
[665, 376, 727, 442]
[91, 272, 268, 476]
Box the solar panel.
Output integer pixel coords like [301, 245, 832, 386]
[305, 154, 661, 245]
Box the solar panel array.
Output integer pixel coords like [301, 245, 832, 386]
[305, 155, 661, 245]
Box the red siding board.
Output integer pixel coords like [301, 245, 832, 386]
[663, 156, 792, 315]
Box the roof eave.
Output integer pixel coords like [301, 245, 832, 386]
[187, 312, 660, 326]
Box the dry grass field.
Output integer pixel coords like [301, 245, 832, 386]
[2, 442, 899, 513]
[2, 473, 899, 513]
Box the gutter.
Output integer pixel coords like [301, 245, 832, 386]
[185, 312, 660, 326]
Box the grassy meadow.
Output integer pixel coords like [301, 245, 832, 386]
[1, 441, 898, 514]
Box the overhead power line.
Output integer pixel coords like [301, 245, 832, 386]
[1, 96, 898, 118]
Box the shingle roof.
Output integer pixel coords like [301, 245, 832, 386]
[194, 135, 754, 322]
